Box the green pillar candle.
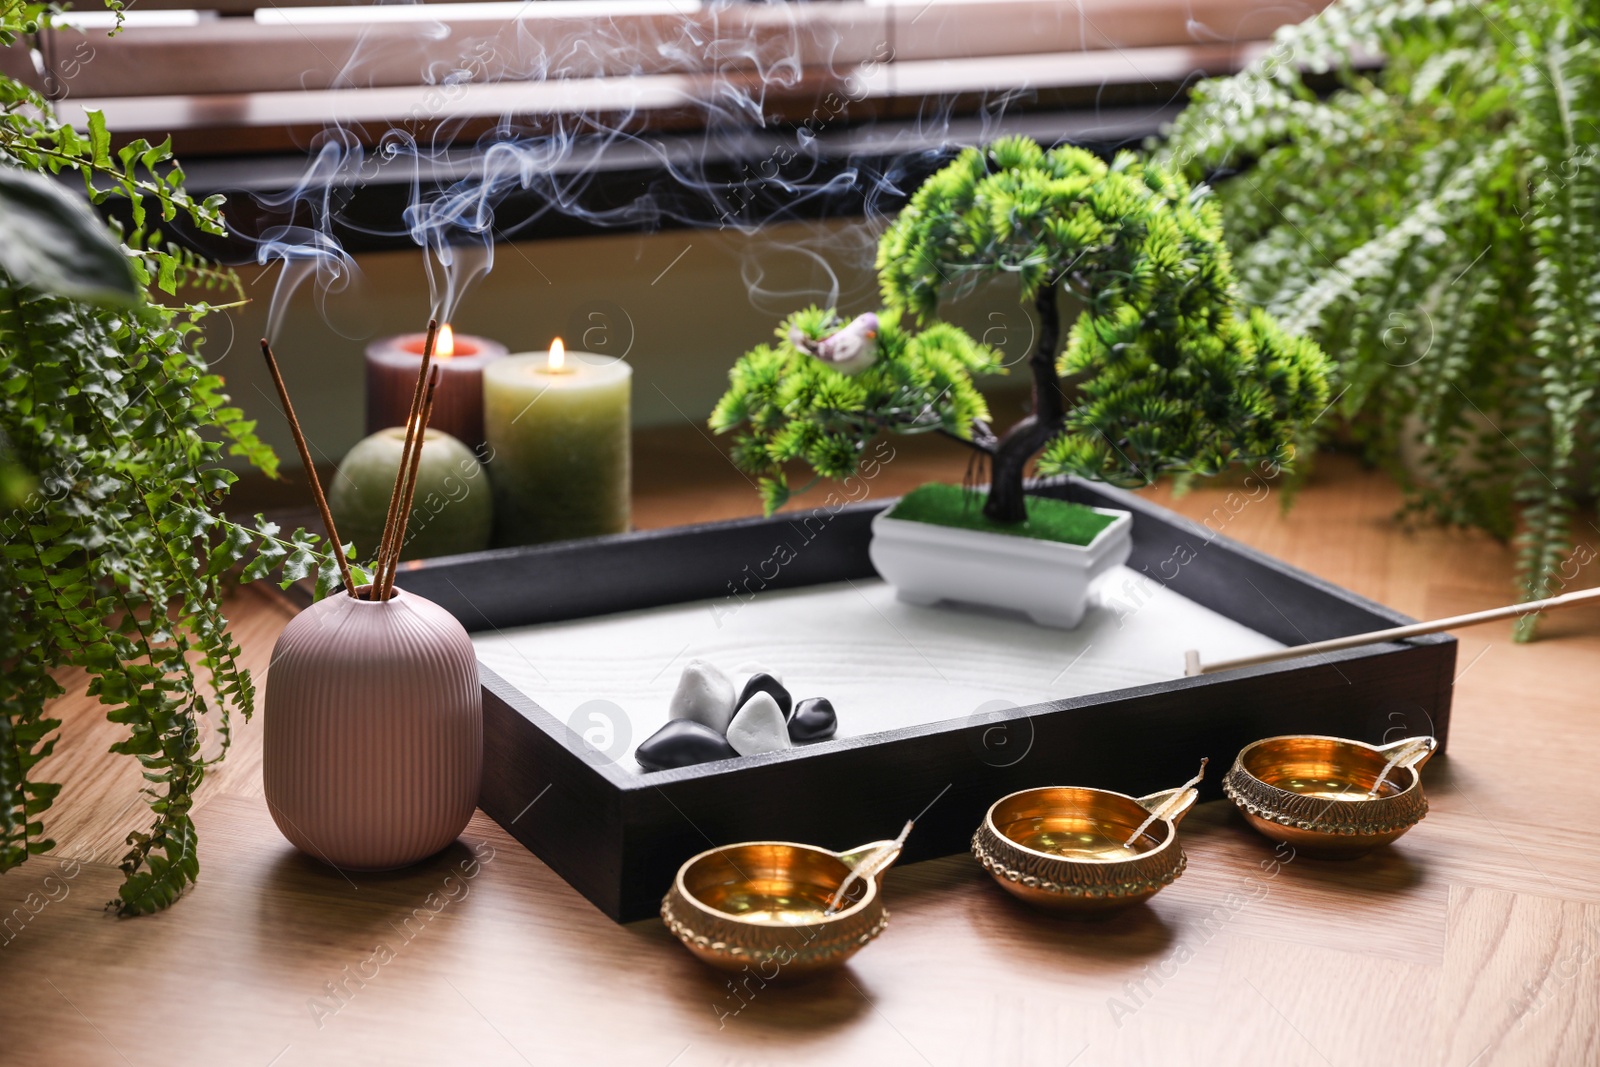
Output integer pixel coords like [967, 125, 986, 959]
[329, 428, 494, 563]
[483, 342, 631, 546]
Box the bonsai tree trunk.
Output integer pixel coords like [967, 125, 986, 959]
[983, 286, 1064, 524]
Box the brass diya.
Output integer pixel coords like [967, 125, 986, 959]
[971, 767, 1204, 916]
[660, 830, 906, 977]
[1222, 734, 1436, 858]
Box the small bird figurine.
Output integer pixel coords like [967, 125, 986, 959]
[790, 312, 880, 375]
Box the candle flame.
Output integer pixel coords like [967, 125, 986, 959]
[549, 337, 565, 371]
[435, 323, 455, 360]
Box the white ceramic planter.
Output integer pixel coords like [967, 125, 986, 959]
[868, 505, 1133, 629]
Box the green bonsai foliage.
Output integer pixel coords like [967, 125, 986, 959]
[714, 137, 1330, 522]
[710, 307, 1000, 514]
[1155, 0, 1599, 631]
[1, 1, 352, 912]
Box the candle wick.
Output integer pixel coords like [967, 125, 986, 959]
[825, 820, 913, 916]
[1365, 738, 1432, 799]
[1124, 757, 1208, 848]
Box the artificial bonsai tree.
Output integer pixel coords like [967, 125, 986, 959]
[1153, 0, 1599, 631]
[1, 2, 350, 912]
[711, 137, 1331, 528]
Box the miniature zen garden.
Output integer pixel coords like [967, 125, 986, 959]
[623, 141, 1331, 771]
[3, 0, 1598, 1005]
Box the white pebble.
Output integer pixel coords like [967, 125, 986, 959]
[667, 659, 737, 733]
[725, 691, 793, 757]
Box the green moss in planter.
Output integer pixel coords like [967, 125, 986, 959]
[886, 484, 1116, 547]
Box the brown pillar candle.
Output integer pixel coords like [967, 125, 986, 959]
[365, 326, 507, 451]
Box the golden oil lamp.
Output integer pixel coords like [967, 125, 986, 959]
[660, 826, 907, 977]
[1222, 734, 1436, 858]
[971, 761, 1205, 916]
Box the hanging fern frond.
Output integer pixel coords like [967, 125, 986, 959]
[1156, 0, 1600, 637]
[0, 0, 346, 912]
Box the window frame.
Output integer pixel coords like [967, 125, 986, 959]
[2, 0, 1322, 155]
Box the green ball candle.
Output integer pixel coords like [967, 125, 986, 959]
[330, 428, 493, 563]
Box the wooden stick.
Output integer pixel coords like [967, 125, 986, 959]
[372, 318, 438, 597]
[259, 339, 356, 598]
[378, 366, 441, 601]
[377, 366, 440, 601]
[1185, 585, 1600, 676]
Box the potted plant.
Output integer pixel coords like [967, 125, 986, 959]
[1, 4, 346, 912]
[1154, 0, 1598, 633]
[710, 137, 1331, 627]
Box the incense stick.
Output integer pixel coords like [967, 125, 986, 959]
[378, 366, 441, 601]
[377, 366, 440, 600]
[1184, 584, 1600, 676]
[372, 319, 438, 598]
[259, 339, 356, 598]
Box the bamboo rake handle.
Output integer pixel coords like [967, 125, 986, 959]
[259, 339, 356, 598]
[1184, 585, 1600, 676]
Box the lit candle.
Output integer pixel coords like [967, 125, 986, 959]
[482, 339, 631, 546]
[365, 325, 508, 451]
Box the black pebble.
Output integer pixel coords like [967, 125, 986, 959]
[737, 673, 792, 717]
[635, 719, 738, 771]
[787, 697, 837, 743]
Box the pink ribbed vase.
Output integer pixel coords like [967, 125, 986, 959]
[263, 587, 482, 870]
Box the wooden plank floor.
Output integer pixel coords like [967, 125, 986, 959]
[6, 427, 1600, 1067]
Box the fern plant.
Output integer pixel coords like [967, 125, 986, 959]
[1, 1, 353, 913]
[1156, 0, 1600, 634]
[712, 137, 1331, 521]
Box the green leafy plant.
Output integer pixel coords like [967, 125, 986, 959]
[712, 137, 1331, 521]
[1155, 0, 1600, 634]
[1, 1, 354, 913]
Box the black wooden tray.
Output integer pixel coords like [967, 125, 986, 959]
[391, 478, 1456, 923]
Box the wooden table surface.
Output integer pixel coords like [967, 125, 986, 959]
[6, 429, 1600, 1067]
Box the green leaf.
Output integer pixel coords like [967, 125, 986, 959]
[156, 253, 178, 295]
[758, 475, 790, 516]
[280, 546, 316, 585]
[86, 109, 112, 167]
[0, 167, 139, 305]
